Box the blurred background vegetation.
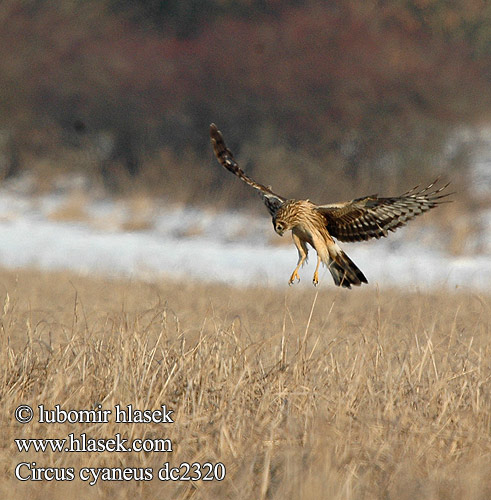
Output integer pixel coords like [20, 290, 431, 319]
[0, 0, 489, 206]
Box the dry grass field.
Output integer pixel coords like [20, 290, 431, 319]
[0, 267, 489, 500]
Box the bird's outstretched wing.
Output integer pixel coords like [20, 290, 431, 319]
[210, 123, 285, 216]
[317, 180, 453, 242]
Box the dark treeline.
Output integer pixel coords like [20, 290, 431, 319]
[0, 0, 489, 202]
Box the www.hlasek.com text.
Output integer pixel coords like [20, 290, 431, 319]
[15, 433, 173, 453]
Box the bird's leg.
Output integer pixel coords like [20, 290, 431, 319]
[289, 262, 303, 285]
[312, 255, 322, 286]
[289, 233, 308, 285]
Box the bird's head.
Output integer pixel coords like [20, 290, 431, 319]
[273, 218, 289, 236]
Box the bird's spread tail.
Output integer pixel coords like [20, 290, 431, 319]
[327, 245, 368, 289]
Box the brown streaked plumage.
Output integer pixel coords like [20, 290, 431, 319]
[210, 123, 452, 288]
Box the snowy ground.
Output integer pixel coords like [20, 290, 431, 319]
[0, 130, 489, 292]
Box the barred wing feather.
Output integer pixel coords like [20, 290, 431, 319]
[317, 180, 452, 242]
[210, 124, 285, 216]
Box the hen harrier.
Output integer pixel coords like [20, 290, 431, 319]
[210, 124, 451, 288]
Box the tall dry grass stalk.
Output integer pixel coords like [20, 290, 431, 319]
[0, 268, 489, 499]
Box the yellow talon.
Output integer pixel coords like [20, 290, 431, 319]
[313, 271, 319, 286]
[289, 270, 300, 285]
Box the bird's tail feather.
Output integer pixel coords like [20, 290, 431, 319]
[327, 246, 368, 289]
